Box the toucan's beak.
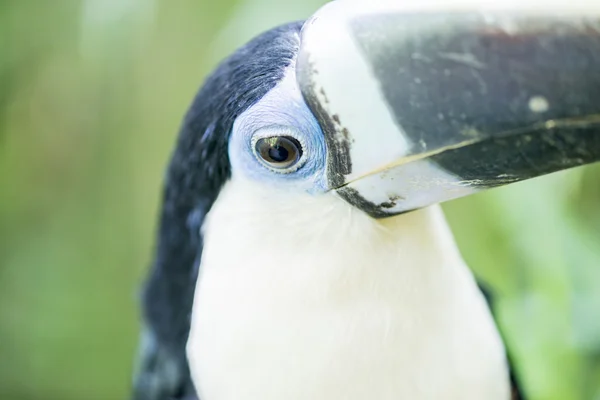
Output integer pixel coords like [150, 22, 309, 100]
[297, 0, 600, 217]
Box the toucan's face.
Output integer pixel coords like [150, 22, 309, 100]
[229, 0, 600, 219]
[228, 67, 329, 196]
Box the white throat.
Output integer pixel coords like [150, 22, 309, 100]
[187, 178, 510, 400]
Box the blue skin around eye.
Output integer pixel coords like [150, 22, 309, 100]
[229, 68, 328, 194]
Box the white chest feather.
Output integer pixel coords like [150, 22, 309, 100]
[187, 179, 511, 400]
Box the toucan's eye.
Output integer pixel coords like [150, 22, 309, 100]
[254, 136, 304, 172]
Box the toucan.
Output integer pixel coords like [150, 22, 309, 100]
[131, 1, 600, 399]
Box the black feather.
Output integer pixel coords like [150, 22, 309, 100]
[132, 21, 303, 400]
[478, 282, 526, 400]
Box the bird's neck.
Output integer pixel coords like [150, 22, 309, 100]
[188, 178, 509, 400]
[196, 178, 471, 308]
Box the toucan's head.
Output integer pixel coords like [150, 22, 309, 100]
[133, 1, 600, 399]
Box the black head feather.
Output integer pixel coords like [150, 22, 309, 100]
[132, 21, 303, 400]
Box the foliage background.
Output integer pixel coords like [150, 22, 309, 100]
[1, 1, 599, 399]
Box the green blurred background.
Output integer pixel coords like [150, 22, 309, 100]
[1, 1, 599, 399]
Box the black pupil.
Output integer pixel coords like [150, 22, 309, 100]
[268, 144, 289, 162]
